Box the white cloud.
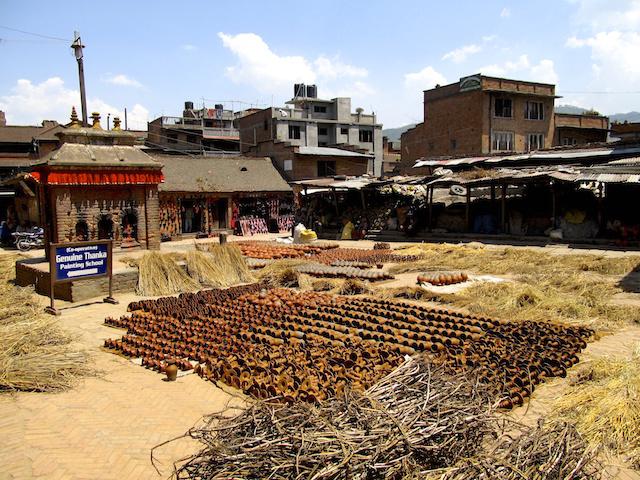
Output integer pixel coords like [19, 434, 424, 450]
[564, 1, 640, 112]
[404, 66, 447, 90]
[0, 77, 149, 129]
[568, 0, 640, 31]
[479, 55, 558, 84]
[217, 32, 372, 102]
[442, 44, 482, 63]
[105, 74, 142, 88]
[500, 7, 511, 18]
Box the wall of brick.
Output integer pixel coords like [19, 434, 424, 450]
[50, 185, 160, 250]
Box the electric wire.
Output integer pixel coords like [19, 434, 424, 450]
[0, 25, 70, 42]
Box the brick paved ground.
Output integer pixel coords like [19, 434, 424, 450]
[0, 292, 242, 480]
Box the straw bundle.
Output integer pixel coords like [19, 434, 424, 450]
[552, 346, 640, 467]
[336, 278, 371, 295]
[185, 246, 254, 288]
[136, 252, 200, 296]
[0, 255, 89, 392]
[255, 259, 306, 288]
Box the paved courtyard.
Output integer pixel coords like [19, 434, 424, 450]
[0, 292, 242, 480]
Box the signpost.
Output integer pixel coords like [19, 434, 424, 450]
[46, 240, 118, 315]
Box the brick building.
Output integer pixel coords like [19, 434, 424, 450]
[31, 110, 163, 250]
[611, 122, 640, 142]
[238, 84, 382, 179]
[400, 74, 609, 172]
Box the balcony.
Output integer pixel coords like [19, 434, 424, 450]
[203, 127, 240, 140]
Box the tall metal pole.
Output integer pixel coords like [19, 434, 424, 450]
[71, 32, 88, 127]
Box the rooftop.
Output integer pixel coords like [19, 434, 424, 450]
[35, 143, 162, 169]
[297, 146, 374, 158]
[155, 155, 291, 193]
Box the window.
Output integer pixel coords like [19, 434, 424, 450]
[563, 137, 578, 146]
[359, 129, 373, 143]
[263, 120, 268, 131]
[317, 160, 336, 177]
[318, 127, 328, 136]
[283, 159, 293, 171]
[313, 105, 327, 113]
[340, 127, 349, 135]
[525, 101, 544, 120]
[450, 139, 457, 150]
[428, 142, 435, 151]
[288, 125, 301, 139]
[527, 133, 544, 151]
[187, 135, 198, 146]
[491, 131, 514, 151]
[167, 133, 178, 144]
[494, 98, 512, 117]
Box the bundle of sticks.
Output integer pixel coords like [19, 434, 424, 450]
[167, 357, 600, 479]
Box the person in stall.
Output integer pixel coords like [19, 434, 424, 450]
[338, 216, 355, 240]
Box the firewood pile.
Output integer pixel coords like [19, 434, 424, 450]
[166, 357, 601, 480]
[105, 284, 592, 408]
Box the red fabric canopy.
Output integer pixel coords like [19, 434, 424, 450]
[31, 169, 163, 185]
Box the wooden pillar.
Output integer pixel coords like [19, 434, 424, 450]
[597, 183, 604, 230]
[465, 187, 471, 232]
[501, 183, 507, 233]
[427, 185, 433, 230]
[360, 189, 366, 209]
[331, 188, 339, 216]
[551, 182, 556, 228]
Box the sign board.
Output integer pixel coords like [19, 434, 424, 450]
[459, 74, 482, 93]
[46, 240, 117, 315]
[54, 243, 109, 281]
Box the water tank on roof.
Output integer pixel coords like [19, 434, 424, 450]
[306, 84, 317, 98]
[294, 83, 306, 98]
[214, 104, 224, 110]
[184, 101, 194, 110]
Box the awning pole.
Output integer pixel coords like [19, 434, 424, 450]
[427, 186, 433, 231]
[551, 182, 556, 228]
[501, 183, 507, 233]
[465, 187, 471, 232]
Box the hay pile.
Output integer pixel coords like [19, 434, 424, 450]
[390, 244, 640, 329]
[552, 347, 640, 467]
[136, 252, 200, 296]
[392, 243, 640, 276]
[0, 255, 89, 391]
[187, 245, 254, 287]
[255, 259, 307, 288]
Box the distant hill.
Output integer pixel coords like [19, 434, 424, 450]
[610, 112, 640, 123]
[555, 104, 640, 123]
[382, 124, 416, 142]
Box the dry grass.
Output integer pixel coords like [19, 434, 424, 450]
[0, 255, 90, 392]
[256, 259, 307, 288]
[186, 245, 254, 287]
[552, 345, 640, 467]
[390, 244, 640, 330]
[136, 252, 200, 296]
[392, 243, 640, 276]
[336, 278, 371, 295]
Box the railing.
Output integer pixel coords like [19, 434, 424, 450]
[203, 127, 240, 138]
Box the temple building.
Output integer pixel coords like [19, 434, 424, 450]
[30, 109, 163, 249]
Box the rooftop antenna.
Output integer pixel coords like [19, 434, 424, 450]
[70, 31, 88, 127]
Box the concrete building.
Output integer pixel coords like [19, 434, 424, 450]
[400, 74, 609, 172]
[147, 101, 246, 154]
[238, 84, 383, 179]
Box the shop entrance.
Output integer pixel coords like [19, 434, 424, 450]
[181, 200, 204, 233]
[208, 198, 228, 230]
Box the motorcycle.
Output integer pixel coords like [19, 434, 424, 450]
[12, 227, 45, 252]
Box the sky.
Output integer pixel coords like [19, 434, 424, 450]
[1, 0, 639, 130]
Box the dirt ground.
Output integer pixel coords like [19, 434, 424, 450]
[2, 238, 640, 479]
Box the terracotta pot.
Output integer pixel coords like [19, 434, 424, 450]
[165, 361, 178, 381]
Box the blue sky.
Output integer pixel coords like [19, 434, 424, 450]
[1, 0, 639, 129]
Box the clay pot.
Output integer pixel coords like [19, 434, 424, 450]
[165, 361, 178, 381]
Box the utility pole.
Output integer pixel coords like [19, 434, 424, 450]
[71, 31, 88, 127]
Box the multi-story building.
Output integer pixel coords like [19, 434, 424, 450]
[611, 122, 640, 142]
[238, 85, 383, 180]
[400, 74, 609, 172]
[147, 101, 244, 154]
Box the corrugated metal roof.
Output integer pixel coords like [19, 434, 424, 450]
[297, 146, 374, 158]
[413, 145, 640, 169]
[574, 173, 640, 183]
